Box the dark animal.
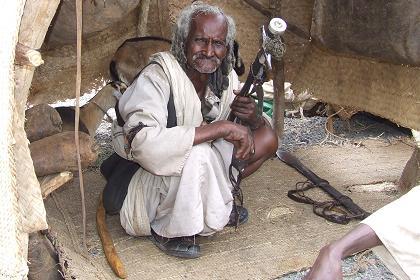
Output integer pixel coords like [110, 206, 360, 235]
[55, 84, 117, 136]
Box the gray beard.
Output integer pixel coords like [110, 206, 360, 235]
[191, 54, 221, 74]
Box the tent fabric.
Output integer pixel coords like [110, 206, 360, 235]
[294, 45, 420, 131]
[311, 0, 420, 66]
[0, 0, 31, 278]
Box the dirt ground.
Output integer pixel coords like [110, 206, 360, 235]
[40, 113, 414, 279]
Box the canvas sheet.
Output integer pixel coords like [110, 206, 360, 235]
[311, 0, 420, 66]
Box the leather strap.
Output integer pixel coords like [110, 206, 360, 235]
[287, 181, 363, 225]
[115, 61, 177, 129]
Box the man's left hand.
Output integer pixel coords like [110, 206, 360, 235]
[231, 90, 260, 128]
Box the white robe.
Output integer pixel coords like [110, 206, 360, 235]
[362, 185, 420, 279]
[113, 52, 240, 238]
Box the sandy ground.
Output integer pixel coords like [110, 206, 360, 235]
[276, 113, 410, 280]
[83, 111, 411, 279]
[28, 107, 413, 279]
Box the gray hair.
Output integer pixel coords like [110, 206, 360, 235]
[170, 2, 237, 95]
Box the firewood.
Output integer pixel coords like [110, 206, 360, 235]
[39, 171, 73, 198]
[398, 147, 419, 192]
[30, 131, 97, 177]
[15, 42, 44, 67]
[25, 104, 62, 142]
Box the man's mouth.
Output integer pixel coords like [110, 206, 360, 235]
[192, 54, 221, 73]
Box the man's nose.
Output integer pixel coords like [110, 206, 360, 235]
[203, 41, 215, 57]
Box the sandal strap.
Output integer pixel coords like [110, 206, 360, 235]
[226, 206, 249, 227]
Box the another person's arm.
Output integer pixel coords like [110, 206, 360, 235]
[304, 224, 382, 280]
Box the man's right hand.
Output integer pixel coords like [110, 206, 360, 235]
[194, 120, 254, 160]
[222, 121, 254, 160]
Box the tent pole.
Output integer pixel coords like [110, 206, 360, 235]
[269, 0, 285, 146]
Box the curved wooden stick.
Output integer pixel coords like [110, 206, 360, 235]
[96, 194, 127, 278]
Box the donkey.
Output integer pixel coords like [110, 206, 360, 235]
[55, 84, 118, 136]
[109, 36, 172, 92]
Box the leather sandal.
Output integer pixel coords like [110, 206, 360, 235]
[150, 230, 200, 259]
[226, 205, 249, 227]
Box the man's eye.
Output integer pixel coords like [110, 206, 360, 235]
[213, 41, 225, 47]
[195, 38, 207, 44]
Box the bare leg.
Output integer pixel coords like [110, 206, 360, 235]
[304, 224, 382, 280]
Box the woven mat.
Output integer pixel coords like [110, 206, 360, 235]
[44, 139, 413, 279]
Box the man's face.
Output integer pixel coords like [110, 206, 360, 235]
[186, 13, 228, 74]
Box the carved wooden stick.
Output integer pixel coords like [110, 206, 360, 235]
[97, 194, 127, 278]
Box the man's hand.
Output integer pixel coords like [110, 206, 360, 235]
[230, 90, 261, 129]
[194, 120, 254, 160]
[223, 122, 254, 160]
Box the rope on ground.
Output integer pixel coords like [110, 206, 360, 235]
[343, 249, 373, 277]
[320, 107, 360, 147]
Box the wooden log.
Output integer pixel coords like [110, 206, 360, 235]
[399, 130, 420, 192]
[243, 0, 271, 17]
[39, 171, 73, 199]
[398, 147, 419, 192]
[14, 42, 44, 67]
[28, 231, 62, 280]
[29, 131, 97, 177]
[25, 104, 62, 142]
[244, 0, 312, 42]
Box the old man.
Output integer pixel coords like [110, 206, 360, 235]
[103, 1, 277, 258]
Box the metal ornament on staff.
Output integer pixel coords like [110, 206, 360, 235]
[228, 18, 287, 227]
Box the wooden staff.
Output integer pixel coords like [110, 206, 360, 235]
[96, 194, 127, 278]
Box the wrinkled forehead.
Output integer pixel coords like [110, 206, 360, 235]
[189, 12, 228, 39]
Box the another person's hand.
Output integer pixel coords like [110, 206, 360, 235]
[304, 244, 343, 280]
[230, 90, 262, 129]
[304, 224, 382, 280]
